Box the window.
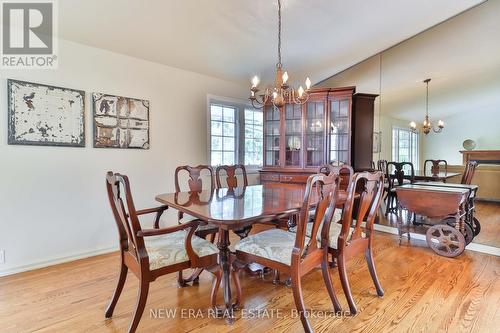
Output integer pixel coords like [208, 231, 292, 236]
[210, 105, 236, 165]
[208, 97, 263, 169]
[244, 109, 263, 166]
[392, 127, 419, 166]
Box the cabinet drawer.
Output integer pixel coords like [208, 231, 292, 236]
[280, 174, 309, 183]
[260, 173, 280, 182]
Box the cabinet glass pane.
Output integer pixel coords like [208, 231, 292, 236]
[285, 104, 302, 166]
[305, 101, 325, 167]
[265, 105, 281, 166]
[330, 99, 350, 165]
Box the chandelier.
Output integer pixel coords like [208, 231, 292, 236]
[410, 78, 444, 135]
[249, 0, 311, 109]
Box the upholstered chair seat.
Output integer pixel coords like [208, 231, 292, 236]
[145, 230, 219, 270]
[234, 229, 309, 266]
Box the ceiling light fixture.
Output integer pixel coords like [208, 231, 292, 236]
[249, 0, 311, 109]
[410, 78, 444, 135]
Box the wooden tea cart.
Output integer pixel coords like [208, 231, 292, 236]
[395, 183, 480, 257]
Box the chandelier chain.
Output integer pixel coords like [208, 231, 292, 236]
[277, 0, 282, 66]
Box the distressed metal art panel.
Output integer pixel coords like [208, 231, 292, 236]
[92, 93, 150, 149]
[7, 79, 85, 147]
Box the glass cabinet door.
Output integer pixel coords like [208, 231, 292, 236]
[305, 101, 325, 167]
[330, 98, 350, 165]
[284, 104, 302, 167]
[264, 105, 281, 166]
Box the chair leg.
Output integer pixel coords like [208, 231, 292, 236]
[177, 271, 187, 288]
[365, 247, 384, 297]
[291, 271, 313, 333]
[321, 253, 342, 313]
[105, 261, 128, 318]
[338, 256, 357, 315]
[128, 280, 149, 333]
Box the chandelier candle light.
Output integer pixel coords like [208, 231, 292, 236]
[249, 0, 311, 109]
[410, 78, 444, 134]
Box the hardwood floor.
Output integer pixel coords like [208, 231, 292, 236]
[1, 232, 499, 333]
[377, 201, 500, 247]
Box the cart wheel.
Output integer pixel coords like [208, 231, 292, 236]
[472, 217, 481, 236]
[426, 225, 465, 258]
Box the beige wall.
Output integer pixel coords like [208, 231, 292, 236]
[0, 38, 248, 275]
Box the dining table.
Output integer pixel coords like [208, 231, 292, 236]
[155, 182, 350, 323]
[409, 170, 461, 182]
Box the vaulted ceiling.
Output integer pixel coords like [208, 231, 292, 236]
[58, 0, 483, 85]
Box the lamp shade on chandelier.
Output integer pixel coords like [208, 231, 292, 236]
[249, 0, 311, 109]
[410, 78, 444, 135]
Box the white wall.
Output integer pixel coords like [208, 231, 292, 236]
[0, 39, 248, 275]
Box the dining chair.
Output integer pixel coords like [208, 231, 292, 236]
[215, 164, 253, 239]
[326, 171, 385, 315]
[377, 159, 388, 172]
[424, 159, 448, 176]
[385, 162, 415, 215]
[461, 161, 478, 185]
[174, 165, 220, 286]
[234, 172, 342, 333]
[105, 172, 220, 333]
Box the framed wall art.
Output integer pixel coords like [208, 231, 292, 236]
[92, 93, 150, 149]
[7, 79, 85, 147]
[373, 131, 382, 154]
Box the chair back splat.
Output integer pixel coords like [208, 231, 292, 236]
[295, 172, 341, 258]
[342, 171, 385, 244]
[106, 172, 145, 259]
[175, 165, 215, 192]
[216, 164, 248, 188]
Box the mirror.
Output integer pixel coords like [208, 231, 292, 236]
[318, 1, 499, 249]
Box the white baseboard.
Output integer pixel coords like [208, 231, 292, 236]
[0, 245, 118, 277]
[373, 224, 500, 256]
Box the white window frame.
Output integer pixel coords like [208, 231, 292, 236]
[206, 94, 263, 173]
[392, 126, 419, 167]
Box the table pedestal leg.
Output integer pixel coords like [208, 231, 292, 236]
[217, 229, 234, 324]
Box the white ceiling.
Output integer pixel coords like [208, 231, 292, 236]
[58, 0, 483, 86]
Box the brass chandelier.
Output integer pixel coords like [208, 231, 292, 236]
[410, 78, 444, 135]
[249, 0, 311, 109]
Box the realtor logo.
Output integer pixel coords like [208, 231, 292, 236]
[1, 0, 57, 68]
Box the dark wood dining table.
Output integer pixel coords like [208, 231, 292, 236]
[155, 182, 350, 323]
[410, 170, 461, 182]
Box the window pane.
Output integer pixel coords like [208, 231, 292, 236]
[223, 137, 234, 151]
[223, 152, 235, 165]
[223, 107, 235, 122]
[223, 122, 235, 136]
[212, 121, 222, 136]
[211, 136, 222, 151]
[211, 105, 223, 121]
[212, 151, 222, 166]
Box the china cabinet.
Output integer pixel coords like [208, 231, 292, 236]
[260, 87, 377, 183]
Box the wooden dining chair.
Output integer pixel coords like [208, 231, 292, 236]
[377, 159, 388, 172]
[385, 162, 415, 215]
[215, 164, 248, 188]
[326, 171, 385, 315]
[234, 172, 342, 333]
[105, 172, 220, 333]
[461, 161, 478, 185]
[424, 159, 448, 175]
[215, 164, 254, 239]
[174, 165, 220, 286]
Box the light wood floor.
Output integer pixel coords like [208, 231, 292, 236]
[377, 201, 500, 247]
[1, 232, 499, 333]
